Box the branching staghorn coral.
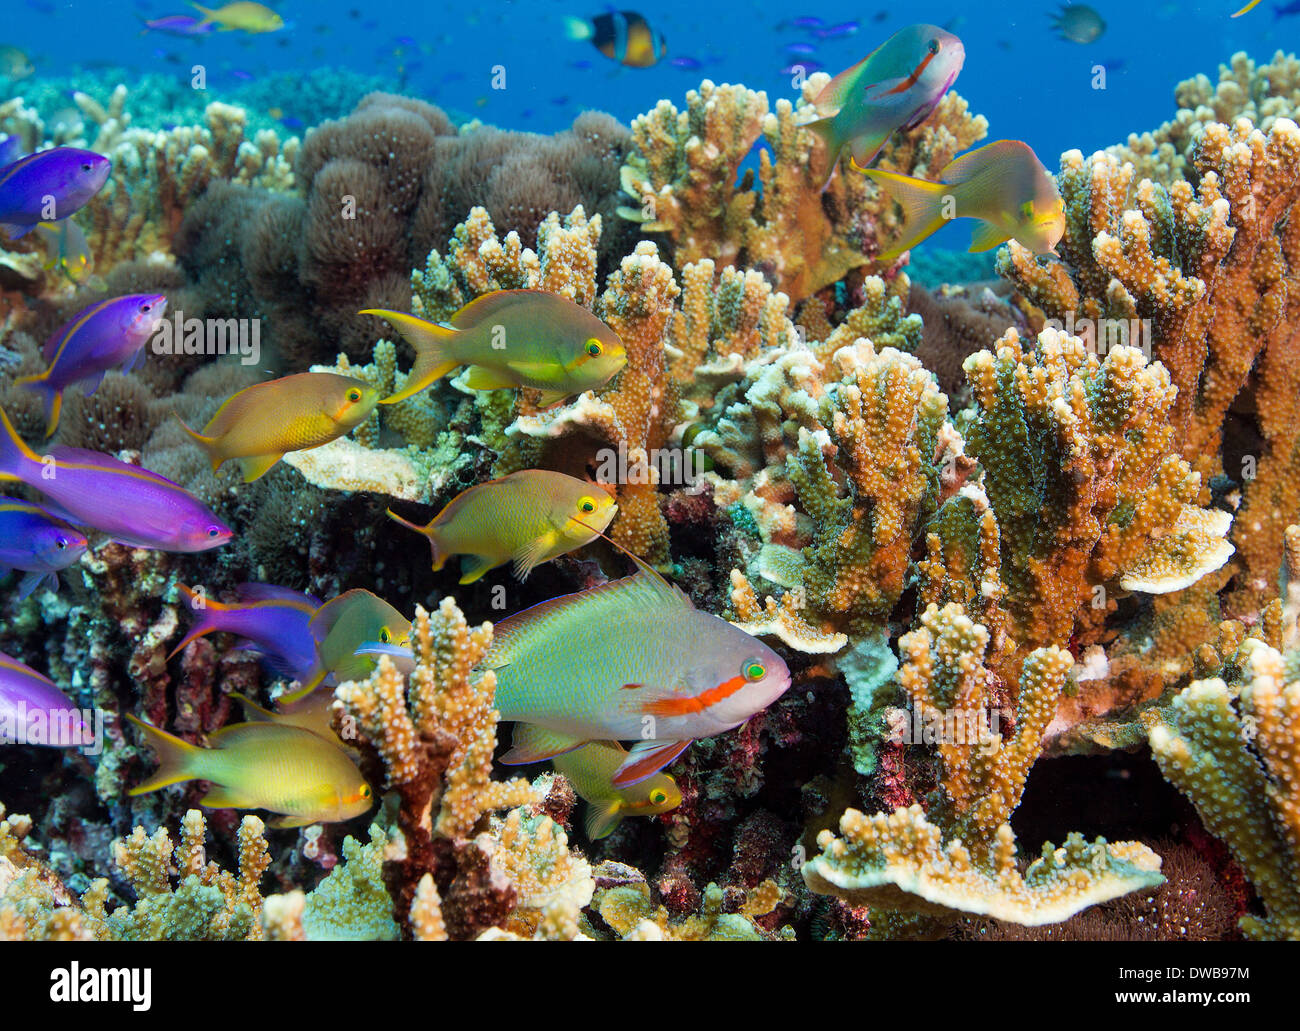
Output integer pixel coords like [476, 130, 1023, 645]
[999, 114, 1300, 614]
[332, 597, 538, 938]
[618, 77, 987, 301]
[803, 603, 1165, 927]
[1143, 638, 1300, 940]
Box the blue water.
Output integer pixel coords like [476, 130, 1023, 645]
[4, 0, 1297, 160]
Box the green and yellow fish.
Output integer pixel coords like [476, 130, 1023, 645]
[177, 372, 379, 482]
[360, 290, 626, 406]
[191, 2, 284, 32]
[32, 218, 102, 289]
[282, 588, 412, 703]
[387, 470, 618, 584]
[126, 715, 372, 828]
[553, 740, 681, 839]
[863, 139, 1065, 260]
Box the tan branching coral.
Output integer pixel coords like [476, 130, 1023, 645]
[1143, 638, 1300, 940]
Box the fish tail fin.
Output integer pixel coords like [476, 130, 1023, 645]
[0, 405, 39, 483]
[190, 3, 215, 25]
[13, 373, 62, 438]
[125, 714, 201, 794]
[358, 309, 459, 404]
[167, 584, 228, 660]
[804, 117, 842, 190]
[171, 412, 223, 473]
[385, 508, 445, 570]
[585, 800, 623, 840]
[861, 168, 951, 261]
[562, 16, 594, 40]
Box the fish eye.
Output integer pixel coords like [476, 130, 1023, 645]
[578, 495, 597, 514]
[206, 526, 222, 538]
[360, 785, 372, 799]
[140, 303, 152, 313]
[347, 388, 362, 403]
[81, 162, 94, 172]
[380, 627, 391, 643]
[650, 789, 667, 805]
[928, 39, 941, 54]
[55, 536, 68, 550]
[743, 659, 766, 682]
[585, 337, 603, 358]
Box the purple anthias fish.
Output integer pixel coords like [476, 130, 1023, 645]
[0, 134, 22, 168]
[169, 582, 322, 682]
[17, 294, 167, 437]
[0, 407, 233, 553]
[140, 14, 216, 36]
[0, 497, 87, 599]
[0, 147, 111, 240]
[0, 651, 92, 747]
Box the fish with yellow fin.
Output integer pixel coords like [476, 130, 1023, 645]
[191, 2, 284, 32]
[176, 372, 379, 482]
[863, 140, 1065, 260]
[553, 740, 681, 839]
[360, 290, 626, 407]
[230, 688, 346, 750]
[280, 589, 412, 703]
[387, 470, 617, 583]
[126, 714, 372, 828]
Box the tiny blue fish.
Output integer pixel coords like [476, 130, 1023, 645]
[0, 497, 87, 599]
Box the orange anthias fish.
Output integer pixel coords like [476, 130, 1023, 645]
[863, 139, 1065, 260]
[387, 470, 618, 583]
[176, 372, 379, 482]
[486, 562, 792, 787]
[804, 23, 964, 188]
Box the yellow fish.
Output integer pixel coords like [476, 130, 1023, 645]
[230, 689, 340, 745]
[863, 139, 1065, 261]
[176, 372, 379, 482]
[360, 289, 626, 407]
[282, 588, 412, 703]
[191, 2, 284, 32]
[388, 470, 618, 584]
[126, 715, 372, 829]
[552, 740, 681, 839]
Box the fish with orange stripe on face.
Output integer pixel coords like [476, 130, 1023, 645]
[482, 561, 791, 787]
[804, 23, 964, 188]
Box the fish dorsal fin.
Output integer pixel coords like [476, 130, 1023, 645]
[307, 588, 372, 644]
[233, 583, 322, 609]
[812, 43, 884, 114]
[206, 721, 326, 749]
[940, 140, 1031, 186]
[449, 289, 541, 329]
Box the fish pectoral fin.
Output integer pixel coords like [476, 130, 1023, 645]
[847, 128, 892, 172]
[122, 348, 145, 374]
[611, 739, 691, 788]
[462, 365, 518, 390]
[533, 389, 570, 407]
[506, 359, 562, 380]
[585, 800, 623, 840]
[80, 369, 107, 398]
[457, 553, 498, 584]
[968, 221, 1012, 253]
[238, 453, 284, 482]
[16, 570, 53, 600]
[267, 814, 319, 829]
[198, 785, 247, 809]
[511, 532, 557, 580]
[500, 724, 585, 765]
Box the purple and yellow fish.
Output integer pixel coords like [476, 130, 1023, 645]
[487, 562, 791, 786]
[0, 651, 93, 747]
[127, 715, 372, 828]
[169, 583, 321, 681]
[0, 497, 87, 599]
[0, 407, 233, 552]
[176, 372, 379, 482]
[553, 740, 682, 839]
[0, 147, 111, 240]
[805, 24, 964, 188]
[387, 470, 618, 583]
[16, 294, 167, 436]
[864, 139, 1066, 260]
[360, 290, 626, 407]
